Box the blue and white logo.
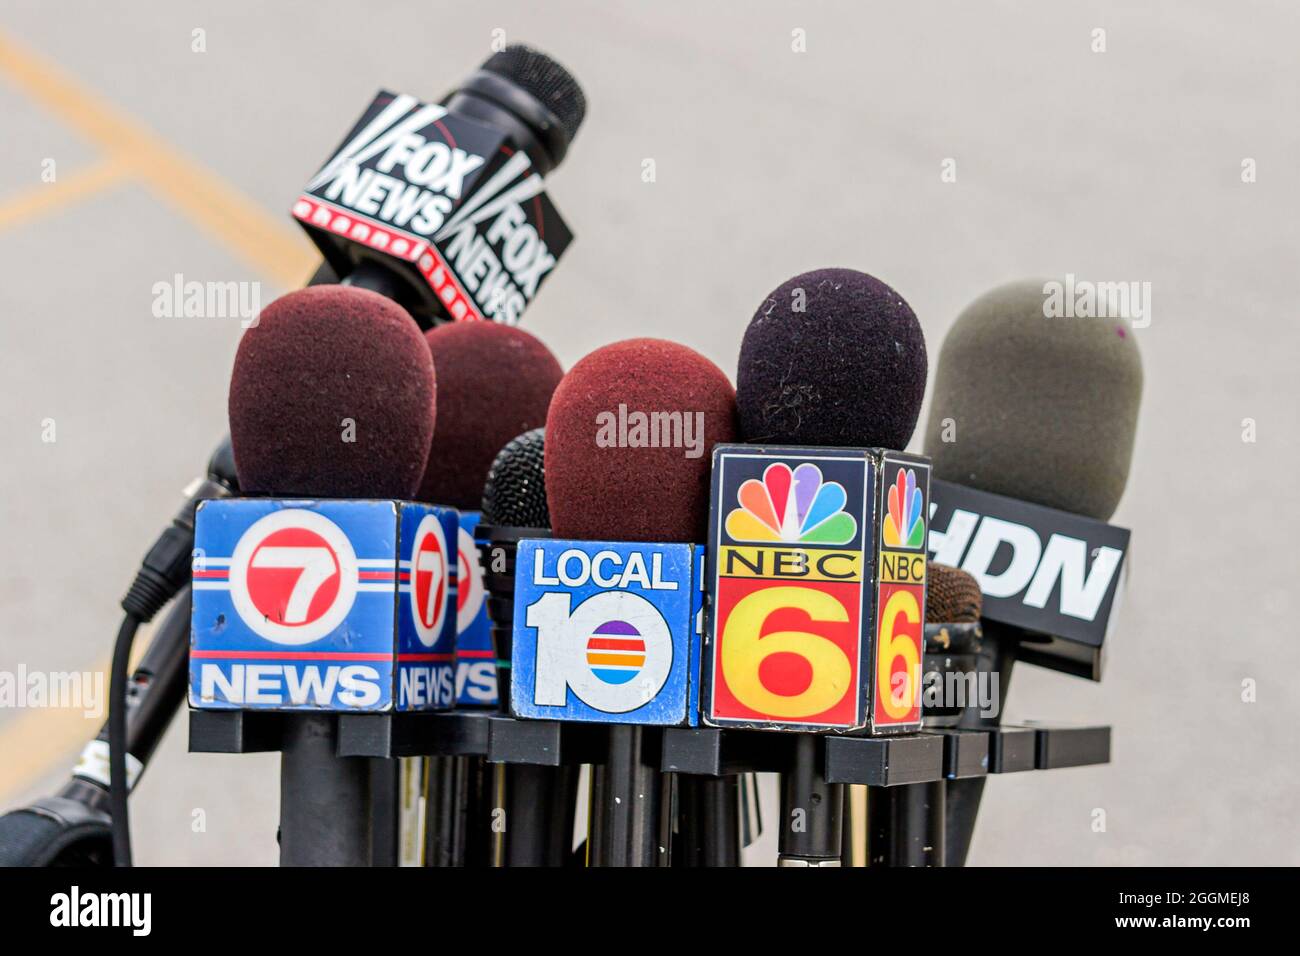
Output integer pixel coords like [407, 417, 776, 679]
[511, 539, 701, 725]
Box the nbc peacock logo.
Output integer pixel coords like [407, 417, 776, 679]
[725, 462, 858, 546]
[883, 468, 925, 549]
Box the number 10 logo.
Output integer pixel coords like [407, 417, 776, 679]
[525, 590, 673, 713]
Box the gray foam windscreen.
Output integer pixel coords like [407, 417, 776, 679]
[922, 279, 1142, 520]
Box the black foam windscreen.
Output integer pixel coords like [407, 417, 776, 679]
[482, 45, 586, 142]
[922, 279, 1142, 520]
[736, 268, 928, 449]
[482, 428, 549, 529]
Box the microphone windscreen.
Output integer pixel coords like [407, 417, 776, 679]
[228, 285, 435, 499]
[922, 280, 1142, 520]
[481, 428, 549, 529]
[482, 45, 586, 142]
[736, 268, 927, 449]
[925, 563, 983, 624]
[416, 322, 563, 510]
[546, 338, 738, 543]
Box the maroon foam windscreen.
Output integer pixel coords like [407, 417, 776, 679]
[416, 322, 563, 509]
[545, 338, 738, 543]
[228, 285, 435, 499]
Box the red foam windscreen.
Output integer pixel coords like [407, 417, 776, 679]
[545, 338, 738, 543]
[228, 285, 436, 499]
[416, 322, 563, 509]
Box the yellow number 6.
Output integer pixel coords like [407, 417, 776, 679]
[721, 587, 852, 718]
[877, 590, 921, 719]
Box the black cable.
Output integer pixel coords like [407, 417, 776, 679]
[109, 613, 141, 867]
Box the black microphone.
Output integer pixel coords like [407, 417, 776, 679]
[475, 428, 580, 867]
[294, 45, 586, 328]
[729, 267, 930, 867]
[865, 563, 984, 867]
[0, 442, 236, 867]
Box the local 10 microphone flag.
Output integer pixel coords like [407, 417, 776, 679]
[703, 446, 931, 734]
[511, 540, 705, 726]
[189, 499, 459, 712]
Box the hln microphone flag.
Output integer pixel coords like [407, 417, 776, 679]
[190, 498, 459, 712]
[927, 478, 1131, 680]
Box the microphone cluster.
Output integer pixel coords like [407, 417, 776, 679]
[0, 40, 1141, 870]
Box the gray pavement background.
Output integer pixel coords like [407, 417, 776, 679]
[0, 0, 1297, 865]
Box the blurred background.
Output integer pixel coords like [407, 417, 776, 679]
[1, 0, 1296, 865]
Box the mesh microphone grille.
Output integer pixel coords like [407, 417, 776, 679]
[481, 428, 549, 528]
[926, 563, 984, 624]
[482, 45, 586, 141]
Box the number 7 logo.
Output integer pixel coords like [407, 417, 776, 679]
[229, 510, 359, 645]
[410, 514, 450, 646]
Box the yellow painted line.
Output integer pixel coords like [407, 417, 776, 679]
[0, 641, 156, 805]
[0, 155, 132, 231]
[0, 29, 318, 802]
[0, 696, 104, 805]
[0, 28, 318, 287]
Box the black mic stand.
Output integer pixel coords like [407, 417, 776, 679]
[777, 735, 843, 866]
[279, 715, 373, 866]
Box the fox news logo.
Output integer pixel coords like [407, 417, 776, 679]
[511, 540, 699, 725]
[293, 90, 572, 325]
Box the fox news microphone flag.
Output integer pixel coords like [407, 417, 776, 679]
[292, 46, 586, 326]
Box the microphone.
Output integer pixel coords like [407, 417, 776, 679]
[919, 278, 1142, 864]
[411, 323, 561, 867]
[546, 339, 736, 544]
[540, 338, 738, 866]
[926, 562, 983, 626]
[228, 285, 437, 500]
[864, 563, 984, 867]
[200, 284, 442, 867]
[474, 428, 578, 867]
[418, 321, 563, 509]
[921, 279, 1140, 679]
[0, 441, 238, 867]
[479, 427, 550, 705]
[923, 279, 1141, 521]
[722, 267, 930, 867]
[293, 45, 586, 327]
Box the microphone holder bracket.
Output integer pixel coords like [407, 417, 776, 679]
[188, 709, 1109, 786]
